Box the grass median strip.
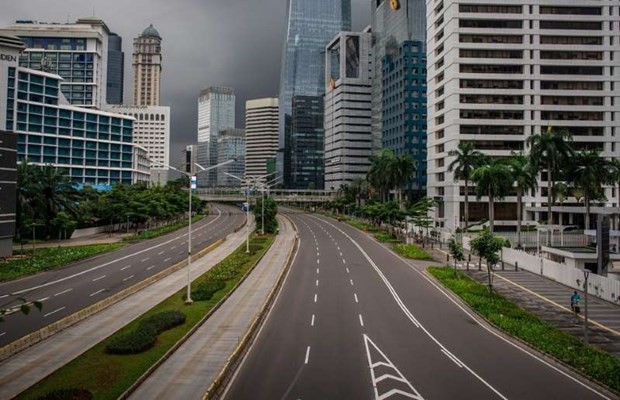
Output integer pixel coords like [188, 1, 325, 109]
[17, 234, 274, 400]
[428, 267, 620, 394]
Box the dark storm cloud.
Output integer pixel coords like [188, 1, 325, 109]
[0, 0, 370, 166]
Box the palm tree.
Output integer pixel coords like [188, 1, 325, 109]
[393, 153, 416, 209]
[470, 159, 513, 232]
[554, 182, 569, 227]
[607, 159, 620, 230]
[448, 141, 486, 230]
[527, 127, 573, 229]
[570, 151, 608, 230]
[508, 153, 538, 248]
[368, 149, 397, 202]
[38, 166, 79, 237]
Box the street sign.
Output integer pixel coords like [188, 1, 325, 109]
[191, 176, 197, 190]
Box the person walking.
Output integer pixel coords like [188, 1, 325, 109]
[570, 291, 581, 316]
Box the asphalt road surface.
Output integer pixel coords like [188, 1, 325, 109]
[226, 210, 613, 400]
[0, 204, 245, 346]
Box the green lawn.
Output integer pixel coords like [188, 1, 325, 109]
[17, 235, 274, 400]
[393, 243, 434, 260]
[374, 232, 403, 244]
[123, 214, 205, 241]
[428, 267, 620, 394]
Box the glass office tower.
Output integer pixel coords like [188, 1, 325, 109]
[279, 0, 351, 189]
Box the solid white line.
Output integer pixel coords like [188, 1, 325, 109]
[123, 275, 134, 282]
[92, 275, 106, 282]
[89, 289, 105, 297]
[147, 265, 156, 271]
[359, 314, 365, 327]
[354, 293, 359, 303]
[442, 348, 464, 368]
[54, 288, 73, 297]
[120, 265, 132, 271]
[36, 297, 50, 302]
[44, 306, 66, 317]
[164, 257, 172, 263]
[314, 294, 318, 303]
[304, 346, 311, 364]
[311, 314, 315, 326]
[141, 257, 150, 262]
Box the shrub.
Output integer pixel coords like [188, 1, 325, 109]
[105, 311, 186, 355]
[374, 232, 402, 243]
[393, 244, 434, 260]
[36, 388, 93, 400]
[191, 280, 226, 301]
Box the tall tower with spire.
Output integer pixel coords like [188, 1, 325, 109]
[132, 24, 162, 106]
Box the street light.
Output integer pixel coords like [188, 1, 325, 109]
[583, 269, 590, 344]
[154, 158, 235, 304]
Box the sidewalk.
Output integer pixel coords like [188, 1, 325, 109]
[128, 215, 297, 399]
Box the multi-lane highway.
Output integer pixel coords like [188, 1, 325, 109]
[226, 210, 612, 400]
[0, 204, 244, 346]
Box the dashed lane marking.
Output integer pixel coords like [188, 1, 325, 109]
[314, 294, 318, 303]
[305, 346, 311, 364]
[92, 275, 106, 282]
[359, 314, 365, 327]
[141, 257, 150, 263]
[123, 275, 134, 282]
[120, 265, 132, 271]
[44, 306, 66, 318]
[354, 293, 359, 303]
[89, 289, 106, 297]
[164, 257, 172, 263]
[311, 314, 315, 326]
[54, 288, 72, 297]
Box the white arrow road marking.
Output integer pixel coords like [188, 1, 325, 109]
[364, 334, 424, 400]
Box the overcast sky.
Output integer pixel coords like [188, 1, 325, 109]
[1, 0, 370, 166]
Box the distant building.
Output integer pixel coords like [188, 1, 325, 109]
[324, 30, 373, 190]
[183, 144, 197, 175]
[0, 17, 122, 109]
[217, 128, 245, 187]
[132, 24, 162, 106]
[197, 87, 235, 187]
[245, 97, 278, 182]
[106, 32, 124, 104]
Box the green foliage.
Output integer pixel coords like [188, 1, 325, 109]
[2, 244, 124, 282]
[191, 280, 227, 301]
[470, 229, 506, 293]
[374, 232, 402, 243]
[368, 149, 416, 204]
[253, 196, 278, 234]
[123, 215, 204, 241]
[393, 244, 434, 260]
[345, 219, 377, 232]
[36, 388, 93, 400]
[429, 267, 620, 393]
[104, 311, 186, 355]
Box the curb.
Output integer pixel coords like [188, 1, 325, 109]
[0, 238, 224, 362]
[118, 226, 263, 400]
[204, 215, 299, 400]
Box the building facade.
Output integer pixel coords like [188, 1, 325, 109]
[382, 40, 427, 198]
[426, 0, 620, 231]
[0, 17, 119, 109]
[106, 32, 124, 104]
[132, 24, 162, 106]
[217, 128, 245, 187]
[197, 87, 235, 187]
[245, 97, 278, 182]
[324, 31, 373, 190]
[278, 0, 352, 189]
[104, 105, 170, 184]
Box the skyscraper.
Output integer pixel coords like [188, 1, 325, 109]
[245, 98, 278, 181]
[197, 87, 235, 187]
[279, 0, 351, 189]
[217, 128, 245, 187]
[132, 24, 162, 106]
[106, 32, 124, 104]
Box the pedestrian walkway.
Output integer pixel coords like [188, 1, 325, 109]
[0, 222, 250, 400]
[128, 215, 296, 399]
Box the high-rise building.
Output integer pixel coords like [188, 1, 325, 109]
[426, 0, 620, 231]
[0, 17, 121, 108]
[197, 87, 235, 187]
[324, 30, 373, 190]
[106, 32, 124, 104]
[217, 128, 245, 187]
[279, 0, 351, 189]
[183, 144, 198, 174]
[371, 0, 427, 154]
[245, 98, 278, 182]
[132, 24, 162, 106]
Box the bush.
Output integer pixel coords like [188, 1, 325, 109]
[393, 244, 434, 260]
[105, 311, 186, 355]
[36, 388, 93, 400]
[374, 232, 402, 243]
[191, 280, 226, 301]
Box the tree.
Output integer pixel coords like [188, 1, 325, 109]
[37, 165, 80, 238]
[368, 149, 397, 202]
[447, 239, 465, 276]
[448, 141, 486, 230]
[254, 196, 278, 234]
[348, 177, 369, 208]
[527, 127, 573, 230]
[569, 151, 608, 229]
[393, 154, 416, 209]
[470, 229, 505, 294]
[470, 159, 512, 233]
[608, 159, 620, 229]
[554, 182, 569, 228]
[508, 153, 538, 248]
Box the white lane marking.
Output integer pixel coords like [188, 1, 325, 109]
[90, 289, 106, 297]
[442, 349, 464, 368]
[0, 332, 5, 337]
[340, 252, 343, 257]
[54, 288, 73, 297]
[141, 257, 150, 262]
[44, 306, 66, 318]
[0, 294, 8, 299]
[317, 252, 320, 257]
[354, 293, 359, 303]
[316, 279, 319, 287]
[316, 247, 319, 252]
[343, 259, 346, 264]
[346, 267, 350, 273]
[164, 257, 172, 263]
[337, 246, 340, 251]
[311, 215, 509, 400]
[311, 314, 315, 326]
[158, 251, 165, 255]
[314, 294, 318, 303]
[147, 265, 156, 271]
[359, 314, 365, 327]
[305, 346, 311, 364]
[36, 296, 50, 302]
[350, 279, 354, 286]
[317, 268, 320, 274]
[317, 259, 320, 264]
[171, 246, 176, 250]
[7, 209, 226, 296]
[123, 275, 135, 282]
[92, 275, 106, 282]
[120, 265, 132, 271]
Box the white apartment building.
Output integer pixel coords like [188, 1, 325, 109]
[106, 105, 170, 184]
[324, 31, 374, 190]
[427, 0, 620, 231]
[133, 24, 162, 106]
[245, 98, 278, 181]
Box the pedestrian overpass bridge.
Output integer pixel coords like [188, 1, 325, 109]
[195, 188, 338, 204]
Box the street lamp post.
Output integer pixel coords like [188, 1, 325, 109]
[583, 269, 590, 344]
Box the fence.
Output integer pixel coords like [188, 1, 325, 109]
[495, 231, 590, 249]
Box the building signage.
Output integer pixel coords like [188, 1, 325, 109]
[0, 53, 18, 62]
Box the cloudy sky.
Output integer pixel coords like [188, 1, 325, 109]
[1, 0, 371, 166]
